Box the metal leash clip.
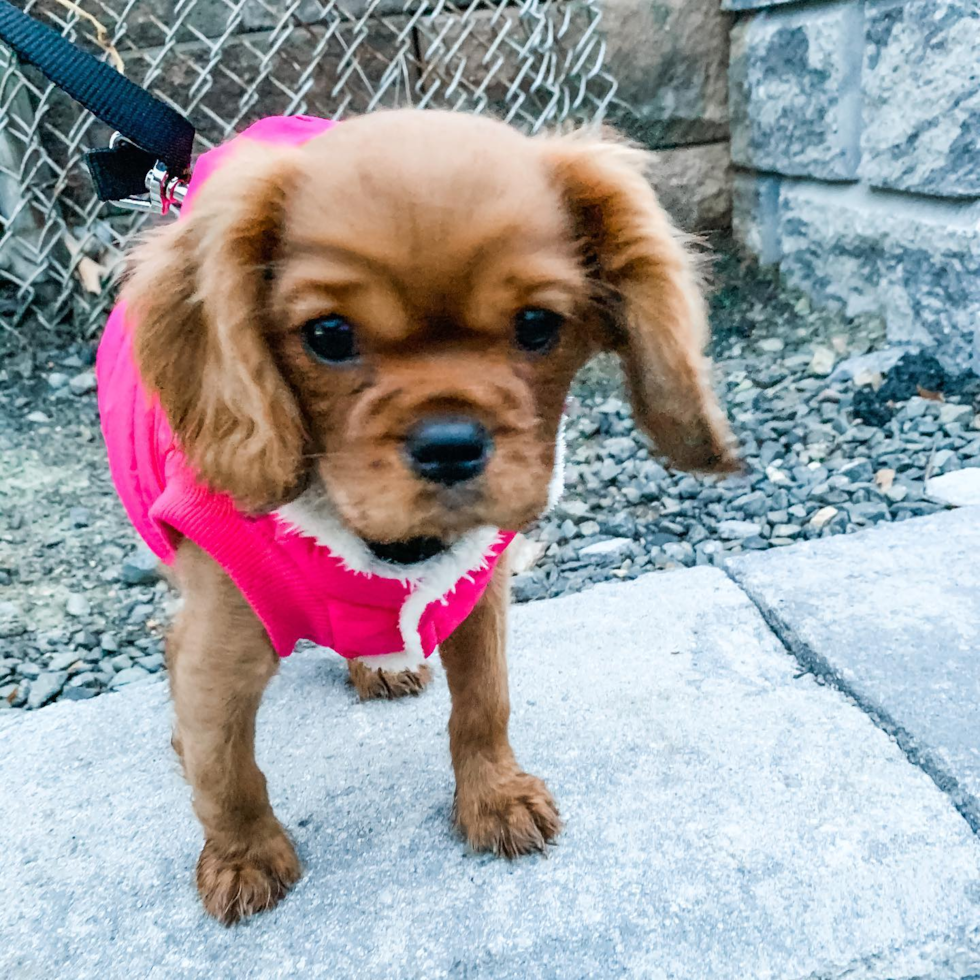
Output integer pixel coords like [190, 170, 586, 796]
[110, 133, 188, 217]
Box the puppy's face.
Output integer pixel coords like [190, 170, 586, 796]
[126, 111, 736, 560]
[269, 116, 589, 551]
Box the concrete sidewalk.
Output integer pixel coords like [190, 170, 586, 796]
[4, 512, 980, 980]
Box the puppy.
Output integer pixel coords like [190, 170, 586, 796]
[97, 109, 736, 924]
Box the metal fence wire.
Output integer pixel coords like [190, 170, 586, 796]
[0, 0, 617, 341]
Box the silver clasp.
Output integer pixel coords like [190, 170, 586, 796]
[110, 133, 188, 217]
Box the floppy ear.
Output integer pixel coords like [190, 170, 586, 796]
[545, 133, 738, 473]
[123, 142, 307, 512]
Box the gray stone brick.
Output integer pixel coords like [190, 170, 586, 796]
[647, 142, 733, 231]
[140, 19, 416, 149]
[776, 185, 980, 371]
[104, 1, 410, 47]
[418, 9, 549, 120]
[604, 0, 730, 148]
[862, 0, 980, 198]
[729, 4, 862, 180]
[240, 1, 408, 33]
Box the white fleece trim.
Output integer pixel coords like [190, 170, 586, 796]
[547, 415, 567, 510]
[396, 524, 500, 660]
[274, 492, 500, 657]
[276, 493, 438, 583]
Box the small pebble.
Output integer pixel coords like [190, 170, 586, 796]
[127, 603, 155, 624]
[111, 666, 152, 688]
[65, 593, 91, 617]
[48, 652, 81, 672]
[27, 671, 68, 709]
[580, 537, 632, 559]
[120, 544, 161, 586]
[809, 347, 836, 377]
[68, 370, 97, 395]
[0, 601, 26, 638]
[758, 338, 785, 353]
[718, 520, 759, 541]
[809, 506, 839, 530]
[62, 686, 99, 701]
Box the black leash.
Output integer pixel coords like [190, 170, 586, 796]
[0, 0, 195, 214]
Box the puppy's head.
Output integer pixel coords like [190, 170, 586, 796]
[125, 110, 736, 564]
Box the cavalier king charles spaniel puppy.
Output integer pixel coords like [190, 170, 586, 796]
[97, 109, 736, 924]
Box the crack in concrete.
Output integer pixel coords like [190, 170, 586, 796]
[721, 562, 980, 836]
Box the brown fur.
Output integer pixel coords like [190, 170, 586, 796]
[168, 541, 301, 925]
[122, 109, 736, 922]
[441, 551, 562, 856]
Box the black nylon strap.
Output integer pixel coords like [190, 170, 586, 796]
[0, 0, 194, 199]
[86, 142, 158, 200]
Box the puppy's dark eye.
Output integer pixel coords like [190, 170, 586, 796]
[515, 307, 563, 354]
[302, 315, 359, 364]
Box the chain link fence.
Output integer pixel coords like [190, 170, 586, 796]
[0, 0, 617, 342]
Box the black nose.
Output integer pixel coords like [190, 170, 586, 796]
[405, 417, 492, 486]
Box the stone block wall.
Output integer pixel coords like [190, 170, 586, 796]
[603, 0, 734, 231]
[728, 0, 980, 370]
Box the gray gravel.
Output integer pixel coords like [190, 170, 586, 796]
[2, 245, 977, 711]
[513, 254, 979, 603]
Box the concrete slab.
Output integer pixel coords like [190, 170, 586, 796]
[728, 508, 980, 834]
[3, 568, 980, 980]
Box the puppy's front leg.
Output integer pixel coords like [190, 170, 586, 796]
[169, 541, 301, 924]
[440, 555, 561, 857]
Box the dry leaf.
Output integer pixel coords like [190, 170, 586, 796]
[53, 0, 125, 72]
[62, 233, 107, 294]
[875, 468, 895, 492]
[917, 386, 945, 402]
[76, 256, 104, 294]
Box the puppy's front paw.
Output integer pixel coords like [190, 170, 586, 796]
[196, 824, 301, 925]
[348, 659, 433, 701]
[454, 767, 561, 858]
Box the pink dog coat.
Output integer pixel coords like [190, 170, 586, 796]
[97, 115, 514, 665]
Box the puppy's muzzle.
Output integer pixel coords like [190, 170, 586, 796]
[405, 416, 492, 487]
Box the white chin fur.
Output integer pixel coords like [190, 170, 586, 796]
[273, 416, 566, 660]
